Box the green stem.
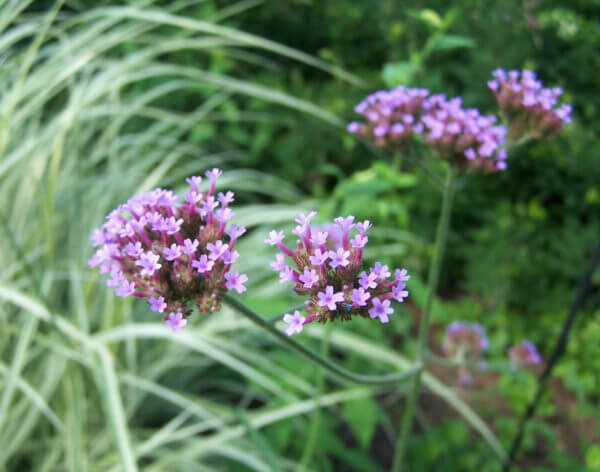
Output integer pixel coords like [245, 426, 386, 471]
[391, 165, 457, 472]
[223, 293, 423, 386]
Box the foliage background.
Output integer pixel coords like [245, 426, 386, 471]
[0, 0, 598, 471]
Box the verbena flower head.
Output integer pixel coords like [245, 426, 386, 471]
[420, 94, 507, 172]
[443, 321, 489, 358]
[348, 86, 429, 149]
[508, 340, 542, 369]
[443, 321, 489, 385]
[348, 86, 507, 172]
[488, 68, 572, 141]
[267, 212, 410, 335]
[88, 169, 247, 330]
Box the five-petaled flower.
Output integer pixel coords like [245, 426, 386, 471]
[165, 311, 187, 332]
[283, 310, 306, 336]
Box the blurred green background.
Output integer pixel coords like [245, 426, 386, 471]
[0, 0, 599, 471]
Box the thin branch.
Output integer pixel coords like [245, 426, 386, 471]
[223, 293, 423, 386]
[503, 242, 600, 471]
[267, 303, 306, 325]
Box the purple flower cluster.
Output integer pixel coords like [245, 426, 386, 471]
[88, 169, 247, 331]
[348, 86, 508, 172]
[443, 321, 489, 385]
[508, 340, 542, 369]
[347, 86, 428, 148]
[488, 69, 572, 141]
[443, 321, 489, 357]
[266, 212, 410, 335]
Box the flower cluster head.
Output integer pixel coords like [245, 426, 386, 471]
[488, 68, 572, 141]
[266, 212, 410, 335]
[508, 340, 542, 370]
[443, 321, 489, 385]
[443, 321, 489, 358]
[88, 169, 247, 331]
[348, 86, 507, 172]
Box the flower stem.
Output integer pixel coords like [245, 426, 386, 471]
[222, 293, 423, 385]
[267, 304, 307, 325]
[391, 165, 457, 472]
[503, 241, 600, 471]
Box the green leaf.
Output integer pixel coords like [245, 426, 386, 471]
[586, 445, 600, 469]
[405, 9, 443, 28]
[429, 34, 475, 53]
[342, 396, 379, 449]
[382, 61, 419, 87]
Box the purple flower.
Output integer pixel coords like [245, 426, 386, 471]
[106, 266, 125, 287]
[508, 340, 542, 369]
[222, 249, 239, 265]
[217, 191, 235, 207]
[317, 286, 345, 311]
[368, 298, 393, 323]
[164, 217, 183, 234]
[351, 287, 371, 307]
[392, 283, 409, 302]
[165, 311, 187, 332]
[181, 238, 199, 256]
[264, 230, 285, 246]
[299, 267, 319, 289]
[263, 212, 409, 327]
[279, 266, 296, 283]
[207, 240, 227, 260]
[270, 252, 287, 272]
[351, 234, 368, 249]
[395, 268, 410, 282]
[136, 251, 162, 277]
[347, 122, 361, 133]
[328, 248, 350, 268]
[226, 224, 246, 240]
[124, 241, 143, 258]
[90, 228, 105, 246]
[488, 68, 571, 141]
[89, 170, 245, 327]
[205, 168, 222, 182]
[116, 280, 135, 297]
[201, 197, 218, 217]
[310, 231, 329, 246]
[292, 224, 308, 238]
[192, 255, 215, 274]
[309, 248, 329, 266]
[334, 216, 355, 232]
[224, 270, 248, 293]
[283, 310, 306, 336]
[359, 271, 377, 289]
[349, 85, 507, 173]
[148, 296, 167, 313]
[163, 244, 182, 261]
[355, 220, 372, 234]
[443, 321, 489, 356]
[295, 211, 317, 225]
[370, 262, 391, 279]
[186, 175, 202, 189]
[215, 207, 234, 223]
